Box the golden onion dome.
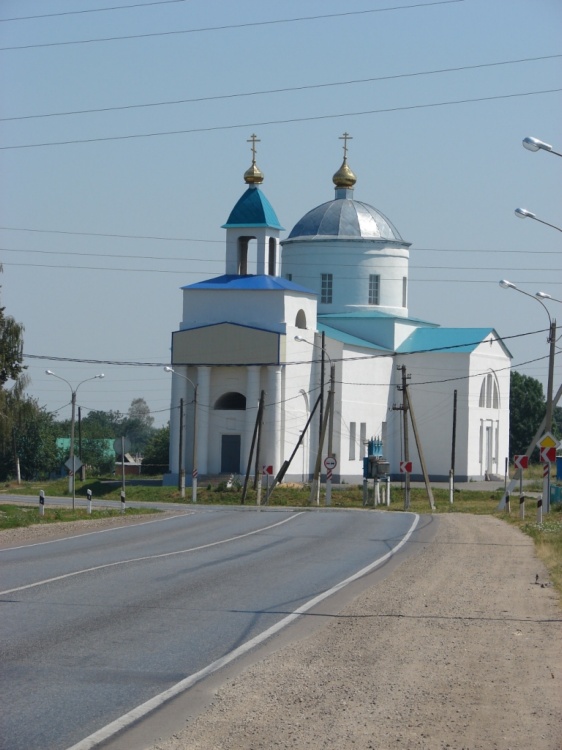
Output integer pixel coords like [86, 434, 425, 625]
[244, 160, 264, 185]
[332, 158, 357, 188]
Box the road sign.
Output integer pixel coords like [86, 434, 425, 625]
[324, 456, 337, 470]
[65, 457, 83, 473]
[513, 455, 528, 470]
[540, 446, 556, 463]
[399, 461, 412, 474]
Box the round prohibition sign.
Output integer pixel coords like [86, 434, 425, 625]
[324, 456, 337, 471]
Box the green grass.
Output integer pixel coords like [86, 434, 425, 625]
[2, 476, 560, 596]
[0, 503, 159, 530]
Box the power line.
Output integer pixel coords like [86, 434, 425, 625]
[3, 260, 561, 283]
[0, 226, 221, 243]
[2, 88, 559, 150]
[21, 328, 548, 368]
[3, 53, 557, 122]
[0, 0, 188, 22]
[4, 244, 562, 267]
[0, 2, 464, 51]
[1, 227, 562, 256]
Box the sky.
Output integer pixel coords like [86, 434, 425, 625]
[1, 0, 561, 429]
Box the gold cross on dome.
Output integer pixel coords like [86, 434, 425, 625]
[339, 132, 352, 159]
[247, 133, 260, 162]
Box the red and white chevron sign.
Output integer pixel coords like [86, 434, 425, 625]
[513, 455, 528, 470]
[399, 461, 412, 474]
[539, 446, 556, 464]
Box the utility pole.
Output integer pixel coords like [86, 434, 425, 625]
[325, 362, 336, 506]
[178, 397, 185, 498]
[253, 391, 265, 506]
[405, 382, 435, 511]
[450, 389, 457, 504]
[393, 365, 411, 510]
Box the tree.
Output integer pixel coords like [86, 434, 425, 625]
[123, 398, 155, 454]
[509, 371, 545, 458]
[0, 304, 25, 387]
[141, 425, 170, 475]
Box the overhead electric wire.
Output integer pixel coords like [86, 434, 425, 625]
[21, 327, 549, 369]
[3, 244, 562, 270]
[0, 1, 464, 51]
[1, 227, 561, 257]
[0, 1, 189, 22]
[2, 88, 559, 150]
[3, 53, 558, 122]
[3, 259, 561, 284]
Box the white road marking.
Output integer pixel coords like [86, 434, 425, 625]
[64, 513, 420, 750]
[0, 511, 192, 551]
[0, 513, 302, 596]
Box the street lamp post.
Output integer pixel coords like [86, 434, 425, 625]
[514, 208, 562, 234]
[295, 335, 336, 506]
[164, 366, 198, 503]
[46, 370, 104, 509]
[522, 136, 562, 158]
[499, 281, 556, 511]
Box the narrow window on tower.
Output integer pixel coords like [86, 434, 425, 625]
[349, 422, 356, 460]
[321, 273, 333, 304]
[368, 274, 380, 305]
[402, 276, 407, 307]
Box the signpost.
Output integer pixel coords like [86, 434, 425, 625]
[324, 456, 337, 506]
[538, 432, 559, 514]
[514, 455, 528, 518]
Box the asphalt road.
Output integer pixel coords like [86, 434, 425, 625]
[0, 507, 419, 750]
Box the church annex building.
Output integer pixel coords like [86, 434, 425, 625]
[166, 135, 510, 485]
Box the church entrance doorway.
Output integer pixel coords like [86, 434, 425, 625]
[221, 434, 241, 473]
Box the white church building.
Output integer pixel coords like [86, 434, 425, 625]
[166, 136, 510, 485]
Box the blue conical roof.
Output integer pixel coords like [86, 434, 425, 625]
[222, 187, 283, 230]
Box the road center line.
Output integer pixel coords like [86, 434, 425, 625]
[64, 513, 420, 750]
[0, 512, 302, 596]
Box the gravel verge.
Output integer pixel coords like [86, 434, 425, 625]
[148, 514, 561, 750]
[2, 512, 559, 749]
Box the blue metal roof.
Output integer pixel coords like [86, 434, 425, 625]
[318, 323, 392, 351]
[222, 187, 284, 230]
[286, 198, 406, 242]
[319, 311, 436, 325]
[182, 274, 314, 293]
[397, 327, 500, 354]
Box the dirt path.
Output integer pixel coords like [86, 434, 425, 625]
[147, 514, 561, 750]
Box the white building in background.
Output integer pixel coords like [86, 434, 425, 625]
[166, 136, 510, 484]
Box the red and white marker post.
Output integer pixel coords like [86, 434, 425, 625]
[324, 456, 337, 506]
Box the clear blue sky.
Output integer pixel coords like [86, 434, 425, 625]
[1, 0, 561, 429]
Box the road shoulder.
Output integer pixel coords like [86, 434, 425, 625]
[147, 514, 561, 750]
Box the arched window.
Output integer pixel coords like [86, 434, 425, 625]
[295, 309, 307, 329]
[479, 373, 500, 409]
[214, 392, 246, 410]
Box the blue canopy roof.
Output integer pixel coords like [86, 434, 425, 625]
[397, 327, 501, 354]
[222, 187, 284, 230]
[182, 274, 314, 293]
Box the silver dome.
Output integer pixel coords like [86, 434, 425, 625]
[287, 198, 404, 242]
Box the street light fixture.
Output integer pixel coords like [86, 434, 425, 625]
[45, 370, 104, 509]
[499, 280, 556, 510]
[522, 136, 562, 158]
[164, 366, 198, 503]
[537, 291, 562, 305]
[294, 335, 336, 506]
[514, 208, 562, 233]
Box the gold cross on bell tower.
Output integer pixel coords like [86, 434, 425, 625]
[247, 133, 261, 163]
[339, 132, 352, 160]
